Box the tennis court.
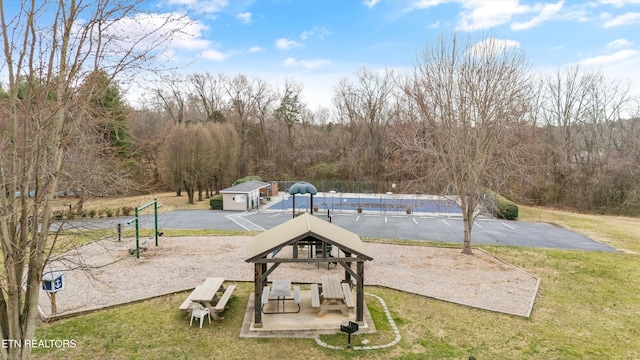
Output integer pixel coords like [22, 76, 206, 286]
[267, 193, 461, 215]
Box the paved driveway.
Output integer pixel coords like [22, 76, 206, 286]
[58, 209, 617, 252]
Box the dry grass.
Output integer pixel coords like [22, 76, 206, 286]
[51, 192, 212, 214]
[519, 205, 640, 253]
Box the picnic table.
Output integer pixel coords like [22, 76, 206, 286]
[261, 278, 300, 314]
[190, 277, 225, 305]
[317, 276, 354, 317]
[179, 277, 235, 320]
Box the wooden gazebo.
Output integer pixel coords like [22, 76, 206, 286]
[245, 213, 373, 328]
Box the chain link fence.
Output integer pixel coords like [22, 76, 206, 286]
[274, 179, 396, 194]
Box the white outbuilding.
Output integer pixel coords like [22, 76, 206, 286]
[219, 180, 271, 211]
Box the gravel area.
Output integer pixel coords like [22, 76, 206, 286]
[39, 236, 539, 319]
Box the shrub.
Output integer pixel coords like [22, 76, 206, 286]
[496, 196, 518, 220]
[482, 189, 518, 220]
[233, 175, 262, 185]
[88, 209, 97, 218]
[106, 209, 114, 217]
[210, 195, 223, 210]
[122, 206, 134, 216]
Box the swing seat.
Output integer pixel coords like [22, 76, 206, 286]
[128, 246, 147, 255]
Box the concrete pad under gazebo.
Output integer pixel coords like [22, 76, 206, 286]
[245, 213, 374, 331]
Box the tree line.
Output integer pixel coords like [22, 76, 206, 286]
[122, 54, 639, 216]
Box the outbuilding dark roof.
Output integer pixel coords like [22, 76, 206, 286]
[219, 180, 271, 194]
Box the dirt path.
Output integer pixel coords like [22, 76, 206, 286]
[39, 236, 539, 319]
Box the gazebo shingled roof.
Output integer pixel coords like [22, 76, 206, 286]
[245, 212, 372, 263]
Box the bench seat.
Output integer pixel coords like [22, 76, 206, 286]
[310, 284, 321, 308]
[213, 285, 236, 312]
[341, 283, 355, 309]
[179, 285, 202, 311]
[294, 286, 301, 304]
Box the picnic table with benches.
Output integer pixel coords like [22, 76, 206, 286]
[261, 278, 301, 314]
[313, 276, 355, 317]
[179, 277, 235, 321]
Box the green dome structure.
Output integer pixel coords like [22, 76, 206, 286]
[287, 181, 318, 217]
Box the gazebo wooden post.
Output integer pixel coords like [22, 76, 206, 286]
[344, 251, 352, 284]
[254, 262, 263, 327]
[261, 263, 268, 288]
[356, 260, 365, 324]
[292, 194, 295, 218]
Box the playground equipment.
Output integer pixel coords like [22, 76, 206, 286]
[126, 198, 162, 259]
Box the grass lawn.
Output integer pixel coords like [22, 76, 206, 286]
[30, 198, 640, 359]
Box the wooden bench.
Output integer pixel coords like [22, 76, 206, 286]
[213, 285, 236, 313]
[310, 284, 321, 308]
[261, 286, 270, 311]
[341, 283, 355, 309]
[293, 286, 301, 305]
[179, 285, 202, 311]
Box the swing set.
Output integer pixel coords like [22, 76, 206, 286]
[126, 198, 163, 259]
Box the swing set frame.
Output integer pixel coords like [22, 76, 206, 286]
[126, 198, 161, 259]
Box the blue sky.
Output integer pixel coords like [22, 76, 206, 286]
[4, 0, 639, 109]
[150, 0, 640, 109]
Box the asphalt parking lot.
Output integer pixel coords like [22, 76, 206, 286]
[63, 209, 617, 252]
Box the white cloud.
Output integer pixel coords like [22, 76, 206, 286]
[167, 0, 229, 13]
[300, 26, 331, 40]
[237, 12, 252, 24]
[469, 38, 520, 57]
[411, 0, 449, 9]
[276, 38, 303, 50]
[602, 12, 640, 27]
[574, 48, 640, 101]
[608, 38, 632, 48]
[201, 49, 229, 61]
[511, 1, 564, 30]
[599, 0, 640, 7]
[249, 46, 264, 53]
[79, 12, 210, 60]
[283, 57, 330, 69]
[364, 0, 381, 8]
[407, 0, 565, 31]
[456, 0, 530, 31]
[165, 20, 211, 50]
[578, 49, 637, 66]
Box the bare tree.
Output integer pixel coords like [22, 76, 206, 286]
[275, 78, 304, 147]
[190, 72, 227, 123]
[0, 1, 189, 358]
[396, 34, 532, 254]
[333, 68, 395, 182]
[154, 72, 190, 126]
[252, 77, 278, 169]
[208, 123, 240, 194]
[532, 67, 636, 209]
[158, 123, 239, 203]
[223, 74, 260, 176]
